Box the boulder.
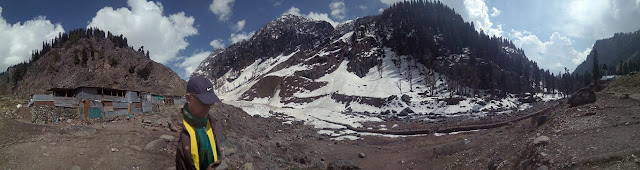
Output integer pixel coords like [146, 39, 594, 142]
[144, 139, 168, 152]
[381, 110, 391, 115]
[568, 87, 596, 107]
[401, 94, 411, 103]
[621, 93, 631, 99]
[214, 160, 228, 170]
[71, 165, 81, 170]
[387, 95, 397, 101]
[443, 97, 464, 105]
[533, 135, 550, 145]
[487, 158, 504, 170]
[398, 108, 414, 116]
[168, 122, 179, 132]
[242, 163, 254, 170]
[534, 115, 549, 127]
[315, 161, 327, 169]
[159, 134, 175, 141]
[537, 165, 549, 170]
[154, 118, 171, 127]
[223, 146, 237, 156]
[518, 94, 540, 103]
[131, 145, 142, 151]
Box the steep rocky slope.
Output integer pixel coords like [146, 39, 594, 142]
[0, 28, 186, 96]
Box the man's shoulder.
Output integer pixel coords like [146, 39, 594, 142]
[178, 126, 189, 139]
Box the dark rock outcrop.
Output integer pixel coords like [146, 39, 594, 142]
[401, 94, 411, 104]
[398, 107, 414, 116]
[518, 94, 540, 103]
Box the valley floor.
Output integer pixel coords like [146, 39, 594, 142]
[1, 89, 639, 169]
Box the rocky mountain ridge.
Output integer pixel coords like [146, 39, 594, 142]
[0, 28, 186, 96]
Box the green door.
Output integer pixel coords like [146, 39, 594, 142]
[88, 108, 101, 119]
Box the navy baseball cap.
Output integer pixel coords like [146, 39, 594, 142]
[187, 76, 221, 105]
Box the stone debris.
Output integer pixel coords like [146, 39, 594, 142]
[65, 125, 97, 136]
[159, 134, 175, 142]
[144, 139, 169, 153]
[533, 136, 550, 146]
[30, 106, 77, 123]
[327, 160, 361, 170]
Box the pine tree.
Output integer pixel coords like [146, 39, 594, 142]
[623, 61, 630, 74]
[592, 49, 600, 84]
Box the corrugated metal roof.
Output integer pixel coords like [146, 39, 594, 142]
[32, 94, 53, 101]
[53, 97, 78, 108]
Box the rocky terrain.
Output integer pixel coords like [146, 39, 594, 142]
[0, 28, 186, 96]
[1, 74, 639, 169]
[1, 1, 638, 169]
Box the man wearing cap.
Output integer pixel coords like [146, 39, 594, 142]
[176, 76, 225, 170]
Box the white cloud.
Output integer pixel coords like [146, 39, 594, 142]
[273, 0, 284, 6]
[490, 7, 501, 17]
[210, 39, 225, 49]
[233, 19, 245, 32]
[510, 30, 591, 73]
[230, 31, 255, 44]
[358, 5, 368, 10]
[177, 51, 211, 78]
[0, 6, 65, 72]
[87, 0, 198, 64]
[460, 0, 502, 36]
[284, 6, 301, 16]
[378, 8, 385, 13]
[379, 0, 403, 5]
[557, 0, 640, 39]
[283, 6, 339, 27]
[330, 1, 347, 20]
[307, 12, 338, 27]
[209, 0, 235, 21]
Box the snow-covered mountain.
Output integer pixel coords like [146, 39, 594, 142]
[193, 1, 560, 135]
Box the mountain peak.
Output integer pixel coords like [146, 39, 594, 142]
[256, 14, 336, 39]
[276, 14, 315, 23]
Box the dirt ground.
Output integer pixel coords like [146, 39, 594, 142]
[0, 106, 177, 169]
[1, 83, 640, 169]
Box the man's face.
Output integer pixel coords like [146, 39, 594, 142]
[186, 93, 212, 118]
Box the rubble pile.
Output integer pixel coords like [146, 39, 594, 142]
[30, 106, 77, 123]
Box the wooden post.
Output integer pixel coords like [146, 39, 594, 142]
[84, 100, 89, 120]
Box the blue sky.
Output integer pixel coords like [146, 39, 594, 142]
[1, 0, 639, 79]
